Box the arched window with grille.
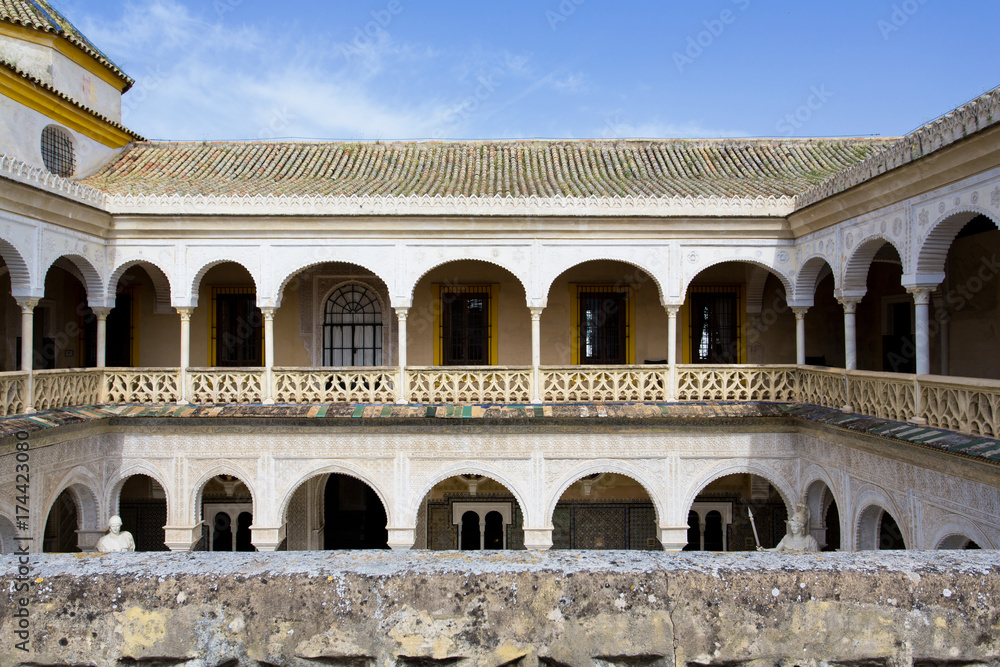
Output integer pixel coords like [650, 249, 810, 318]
[323, 285, 383, 366]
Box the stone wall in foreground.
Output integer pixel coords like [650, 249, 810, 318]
[0, 551, 997, 667]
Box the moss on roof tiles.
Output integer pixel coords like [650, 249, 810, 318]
[81, 138, 895, 199]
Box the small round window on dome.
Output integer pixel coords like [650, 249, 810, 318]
[40, 126, 76, 177]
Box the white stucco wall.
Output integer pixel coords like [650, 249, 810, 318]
[0, 34, 122, 122]
[0, 96, 121, 177]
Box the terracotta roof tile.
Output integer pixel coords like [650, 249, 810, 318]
[81, 138, 893, 199]
[0, 0, 133, 90]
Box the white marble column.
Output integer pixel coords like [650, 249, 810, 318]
[839, 298, 860, 371]
[530, 307, 543, 405]
[93, 308, 111, 368]
[17, 299, 37, 414]
[666, 305, 680, 401]
[177, 308, 192, 405]
[907, 287, 933, 377]
[395, 307, 409, 404]
[262, 307, 275, 405]
[792, 307, 810, 365]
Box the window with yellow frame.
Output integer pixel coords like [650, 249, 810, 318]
[684, 284, 745, 364]
[210, 286, 263, 367]
[569, 284, 635, 365]
[106, 285, 139, 367]
[434, 284, 498, 366]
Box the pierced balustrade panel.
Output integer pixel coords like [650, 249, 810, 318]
[846, 371, 916, 422]
[541, 366, 668, 403]
[797, 366, 848, 409]
[104, 369, 181, 404]
[33, 369, 103, 411]
[920, 376, 1000, 438]
[0, 372, 27, 416]
[675, 365, 797, 401]
[273, 368, 397, 404]
[407, 367, 533, 404]
[188, 368, 263, 405]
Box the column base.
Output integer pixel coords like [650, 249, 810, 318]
[262, 398, 275, 406]
[24, 407, 36, 415]
[395, 399, 409, 405]
[841, 404, 853, 413]
[907, 416, 928, 426]
[530, 399, 543, 405]
[250, 525, 284, 552]
[177, 400, 190, 406]
[164, 525, 203, 551]
[658, 526, 691, 552]
[522, 528, 553, 551]
[387, 528, 416, 550]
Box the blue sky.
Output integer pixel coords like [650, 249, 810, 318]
[52, 0, 1000, 142]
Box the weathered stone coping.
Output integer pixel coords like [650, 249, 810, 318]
[1, 551, 998, 666]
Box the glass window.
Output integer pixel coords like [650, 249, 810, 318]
[440, 287, 492, 365]
[578, 288, 629, 365]
[323, 285, 383, 366]
[40, 126, 75, 177]
[690, 287, 741, 364]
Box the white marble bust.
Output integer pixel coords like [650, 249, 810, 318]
[96, 515, 135, 553]
[759, 504, 820, 552]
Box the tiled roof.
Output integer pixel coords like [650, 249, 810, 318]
[0, 0, 133, 90]
[80, 138, 893, 199]
[0, 58, 144, 141]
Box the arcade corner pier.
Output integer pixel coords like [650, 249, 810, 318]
[0, 1, 999, 558]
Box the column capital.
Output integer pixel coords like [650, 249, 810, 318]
[906, 286, 934, 305]
[792, 306, 810, 319]
[176, 307, 194, 321]
[16, 298, 38, 313]
[395, 306, 410, 321]
[91, 307, 112, 319]
[261, 306, 276, 320]
[837, 298, 860, 314]
[529, 307, 544, 320]
[664, 305, 681, 316]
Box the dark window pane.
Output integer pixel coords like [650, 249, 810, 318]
[442, 291, 490, 365]
[323, 286, 382, 367]
[691, 291, 740, 364]
[215, 292, 262, 366]
[579, 290, 627, 364]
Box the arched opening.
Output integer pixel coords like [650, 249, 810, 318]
[192, 263, 261, 367]
[936, 214, 1000, 379]
[686, 473, 788, 551]
[802, 264, 844, 367]
[551, 473, 659, 550]
[937, 534, 981, 550]
[43, 489, 79, 553]
[856, 504, 906, 551]
[684, 262, 793, 365]
[323, 474, 388, 550]
[0, 247, 32, 371]
[542, 260, 665, 366]
[108, 264, 178, 368]
[410, 260, 529, 367]
[879, 511, 905, 550]
[117, 475, 167, 552]
[276, 262, 395, 368]
[282, 472, 389, 550]
[805, 479, 840, 551]
[414, 475, 523, 550]
[198, 474, 255, 552]
[851, 243, 912, 372]
[36, 259, 96, 370]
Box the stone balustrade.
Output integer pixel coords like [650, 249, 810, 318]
[5, 365, 1000, 439]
